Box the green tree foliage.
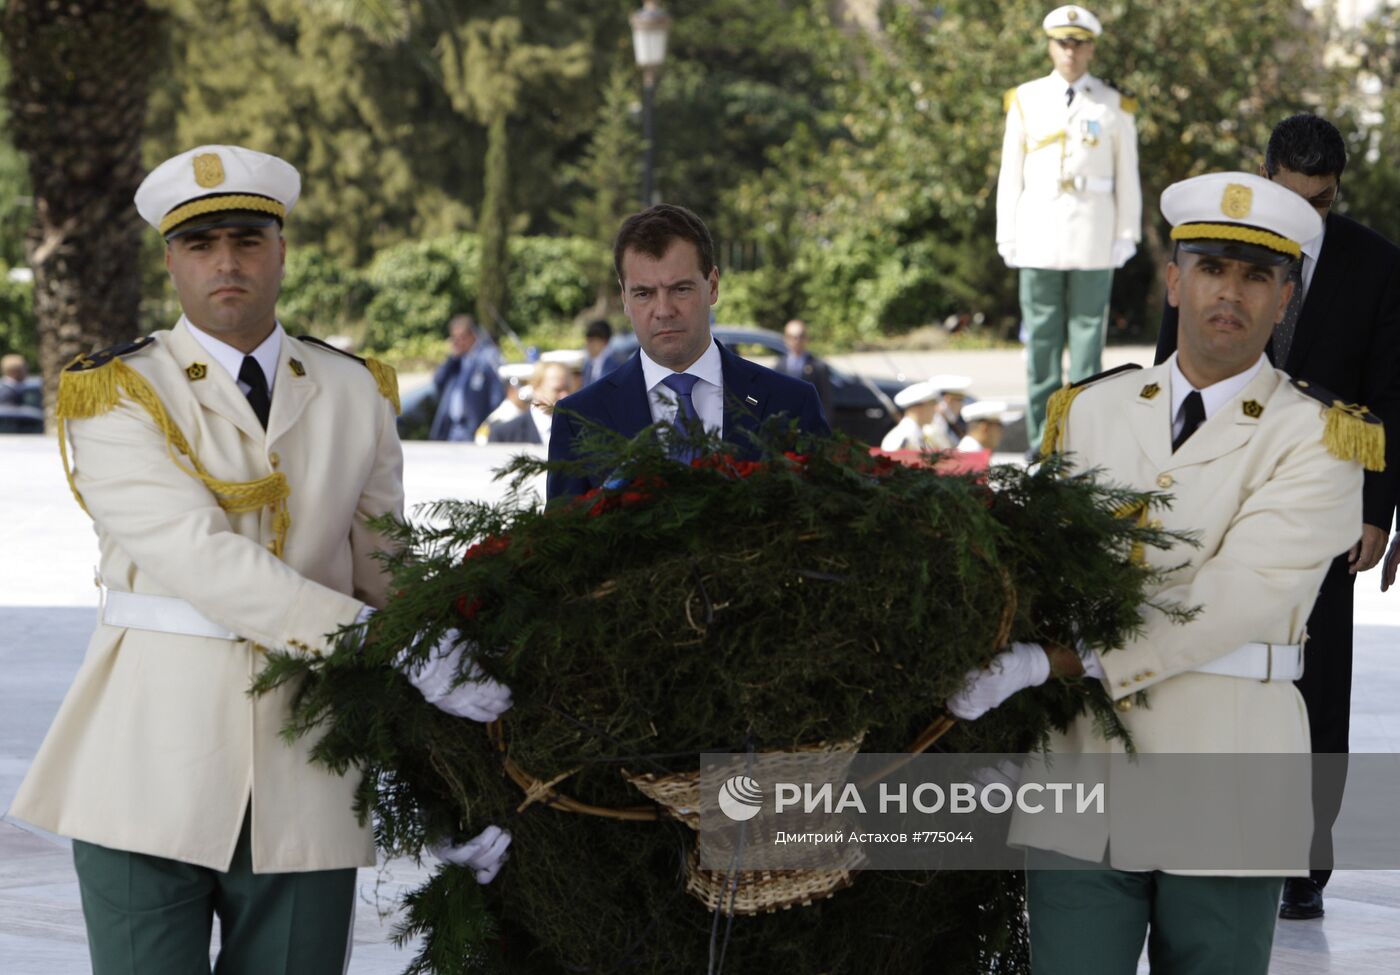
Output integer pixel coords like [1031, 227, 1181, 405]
[359, 232, 604, 351]
[437, 14, 589, 333]
[729, 0, 1324, 342]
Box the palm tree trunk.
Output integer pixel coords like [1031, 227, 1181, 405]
[2, 0, 162, 427]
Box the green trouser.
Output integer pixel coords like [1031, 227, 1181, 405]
[72, 811, 357, 975]
[1020, 267, 1114, 448]
[1026, 859, 1284, 975]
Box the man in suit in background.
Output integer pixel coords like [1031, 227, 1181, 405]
[778, 318, 834, 424]
[547, 204, 829, 500]
[581, 319, 622, 387]
[1154, 113, 1400, 920]
[428, 313, 503, 441]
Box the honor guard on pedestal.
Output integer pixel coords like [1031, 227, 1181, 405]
[997, 4, 1142, 453]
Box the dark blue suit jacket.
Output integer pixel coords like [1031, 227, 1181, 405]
[547, 339, 830, 500]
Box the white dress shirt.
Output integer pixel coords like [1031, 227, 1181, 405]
[1168, 352, 1265, 440]
[185, 316, 283, 396]
[1299, 222, 1325, 298]
[529, 405, 553, 445]
[638, 337, 724, 435]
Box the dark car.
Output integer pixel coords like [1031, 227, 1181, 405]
[397, 327, 904, 444]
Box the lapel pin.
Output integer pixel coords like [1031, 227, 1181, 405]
[1139, 383, 1159, 400]
[289, 358, 305, 377]
[1242, 400, 1264, 418]
[185, 362, 207, 381]
[745, 395, 759, 406]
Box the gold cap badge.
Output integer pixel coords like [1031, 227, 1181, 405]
[1242, 400, 1263, 418]
[1221, 183, 1253, 219]
[1140, 383, 1160, 400]
[1068, 8, 1079, 19]
[193, 153, 225, 189]
[185, 362, 207, 381]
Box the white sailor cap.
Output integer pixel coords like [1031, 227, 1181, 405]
[499, 362, 535, 385]
[135, 145, 300, 239]
[1043, 5, 1102, 40]
[895, 381, 940, 410]
[1161, 172, 1322, 267]
[962, 400, 1024, 425]
[540, 349, 587, 369]
[927, 374, 973, 396]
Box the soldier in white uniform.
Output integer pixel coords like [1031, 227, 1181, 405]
[7, 145, 509, 974]
[997, 4, 1142, 452]
[882, 379, 946, 452]
[951, 172, 1377, 973]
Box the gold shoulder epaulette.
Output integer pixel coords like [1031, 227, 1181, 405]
[1003, 86, 1019, 115]
[1040, 363, 1143, 459]
[57, 336, 156, 420]
[299, 335, 400, 415]
[1100, 78, 1138, 114]
[1289, 378, 1385, 471]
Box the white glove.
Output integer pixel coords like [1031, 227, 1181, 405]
[946, 642, 1051, 720]
[997, 242, 1018, 268]
[430, 825, 512, 884]
[1111, 238, 1137, 268]
[1080, 647, 1106, 680]
[402, 629, 513, 722]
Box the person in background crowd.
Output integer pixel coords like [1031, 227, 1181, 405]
[0, 353, 41, 408]
[997, 3, 1141, 455]
[429, 314, 503, 441]
[882, 381, 944, 452]
[488, 361, 570, 445]
[957, 401, 1022, 453]
[475, 363, 534, 443]
[582, 319, 622, 387]
[1155, 114, 1400, 921]
[927, 374, 973, 447]
[777, 318, 834, 423]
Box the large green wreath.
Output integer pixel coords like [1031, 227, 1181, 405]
[256, 422, 1189, 974]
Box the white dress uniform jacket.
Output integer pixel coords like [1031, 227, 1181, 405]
[996, 72, 1142, 269]
[1008, 360, 1363, 873]
[9, 318, 404, 873]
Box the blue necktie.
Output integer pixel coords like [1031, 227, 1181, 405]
[661, 372, 701, 461]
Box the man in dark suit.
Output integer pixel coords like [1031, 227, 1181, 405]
[548, 204, 829, 500]
[581, 319, 623, 387]
[1154, 114, 1400, 919]
[778, 318, 835, 424]
[429, 314, 504, 441]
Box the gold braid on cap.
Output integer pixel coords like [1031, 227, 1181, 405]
[57, 355, 293, 558]
[160, 194, 286, 235]
[1046, 26, 1096, 39]
[1170, 222, 1301, 259]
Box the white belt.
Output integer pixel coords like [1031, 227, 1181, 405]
[1029, 175, 1115, 195]
[1193, 642, 1303, 682]
[100, 586, 242, 641]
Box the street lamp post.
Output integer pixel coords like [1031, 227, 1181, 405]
[630, 1, 671, 206]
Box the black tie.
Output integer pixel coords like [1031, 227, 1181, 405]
[1172, 390, 1205, 452]
[1066, 85, 1075, 106]
[239, 355, 271, 429]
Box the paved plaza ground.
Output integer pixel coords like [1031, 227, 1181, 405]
[4, 345, 1400, 973]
